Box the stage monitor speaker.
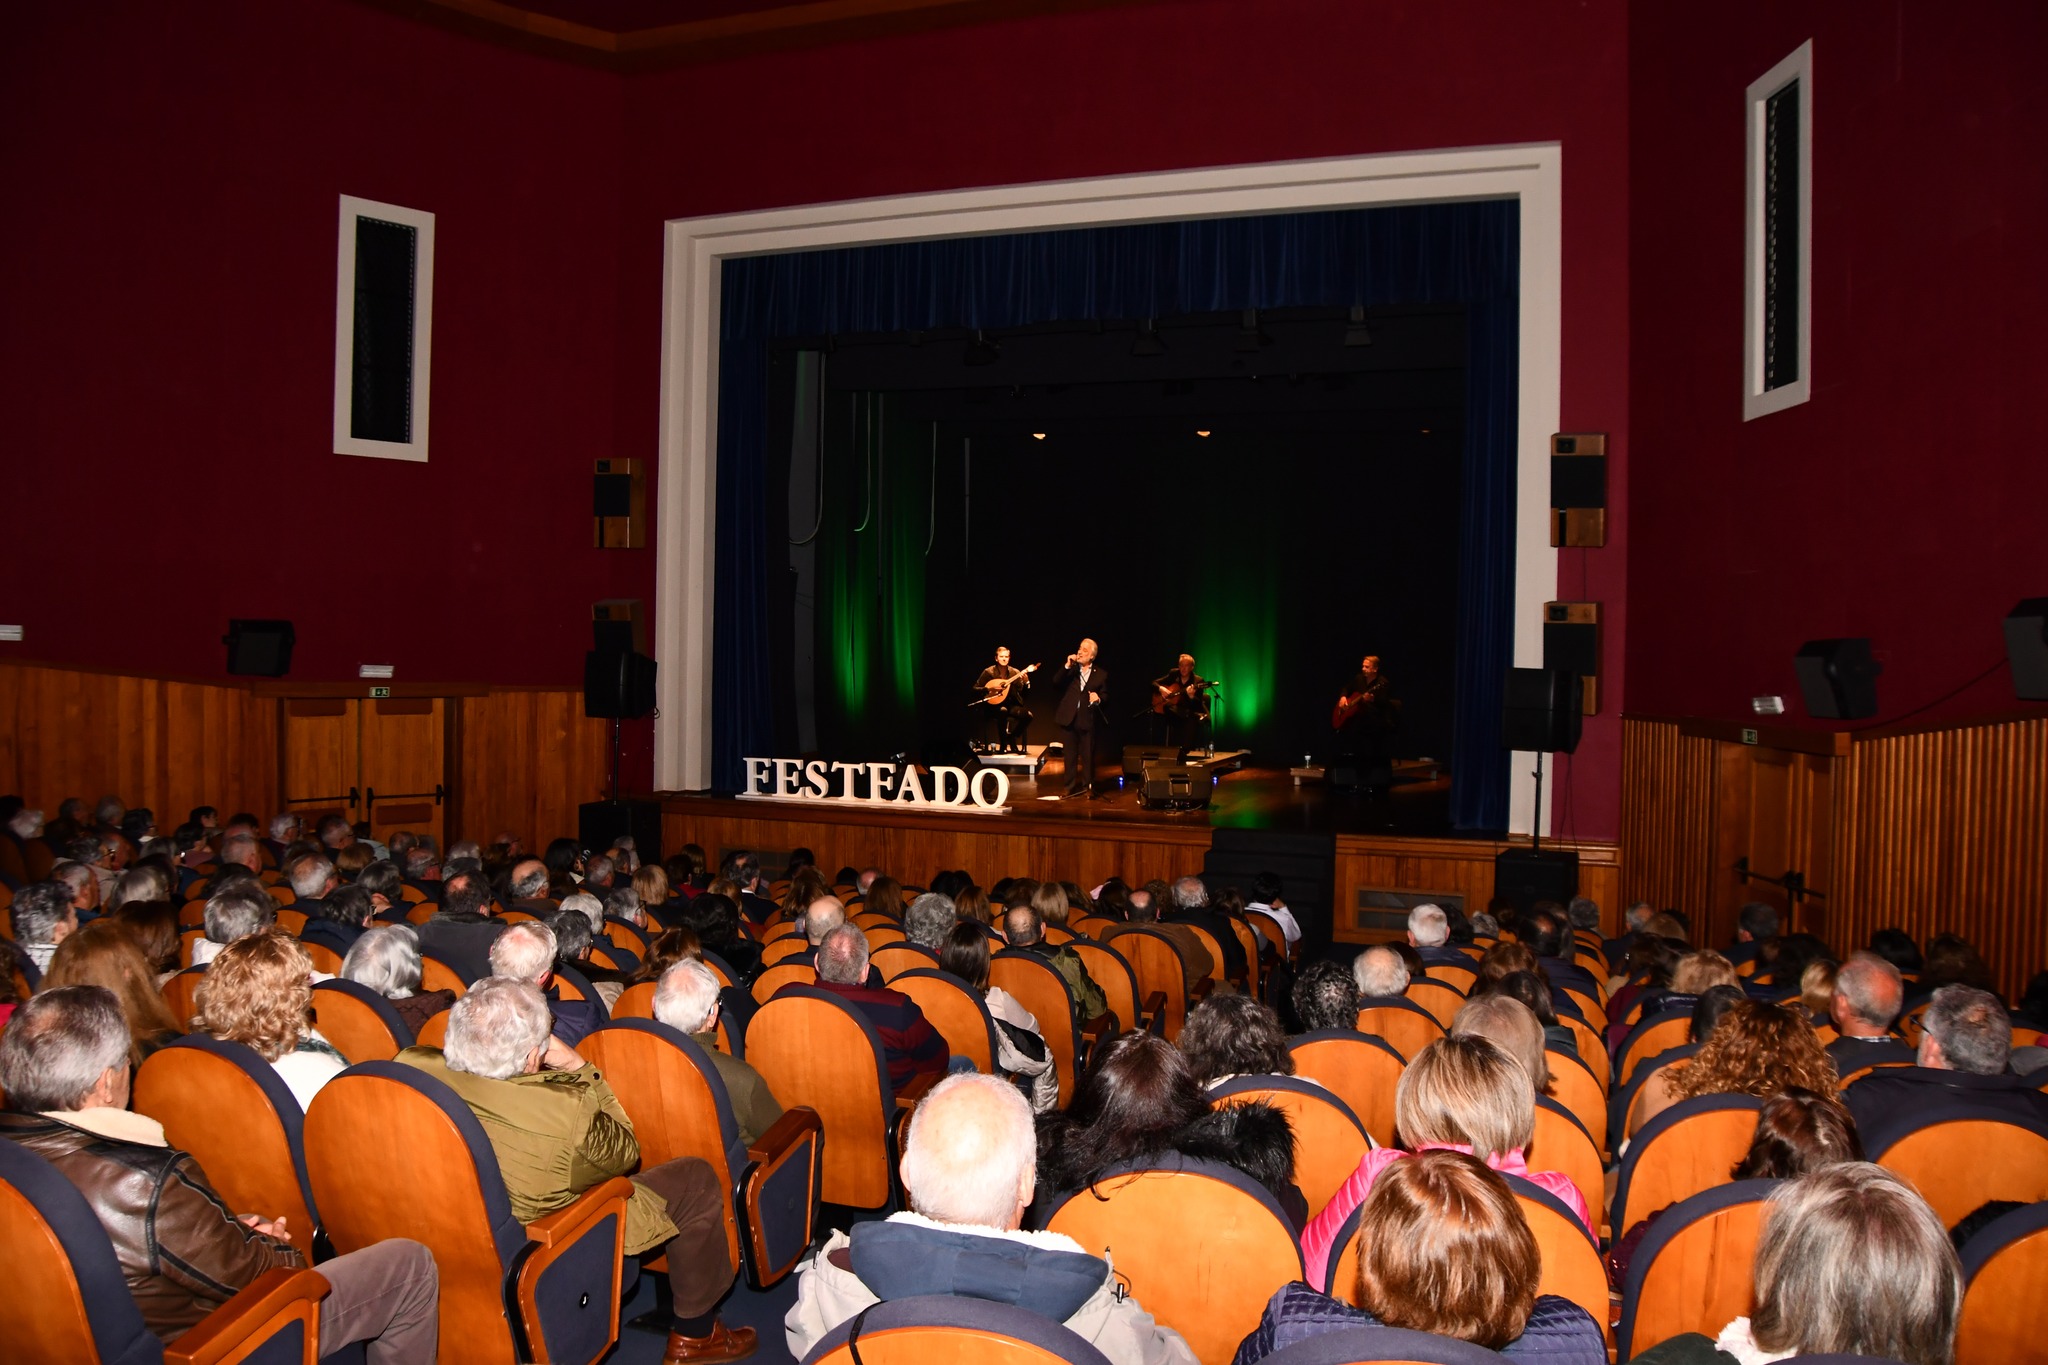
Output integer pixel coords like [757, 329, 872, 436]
[1541, 601, 1601, 714]
[2004, 598, 2048, 701]
[584, 650, 656, 719]
[593, 459, 646, 549]
[222, 619, 296, 678]
[1549, 432, 1607, 548]
[1122, 743, 1179, 778]
[1793, 638, 1881, 720]
[1494, 847, 1579, 911]
[1501, 668, 1583, 753]
[578, 799, 662, 867]
[923, 738, 984, 774]
[592, 599, 646, 655]
[1140, 761, 1213, 809]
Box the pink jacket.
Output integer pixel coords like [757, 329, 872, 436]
[1300, 1144, 1594, 1291]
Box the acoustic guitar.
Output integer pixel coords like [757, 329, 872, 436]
[1153, 680, 1212, 716]
[1331, 688, 1377, 730]
[981, 663, 1039, 705]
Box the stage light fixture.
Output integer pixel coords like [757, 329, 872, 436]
[1235, 308, 1273, 351]
[1345, 304, 1374, 347]
[1195, 429, 1212, 438]
[962, 330, 1001, 366]
[1031, 432, 1046, 440]
[1131, 319, 1167, 356]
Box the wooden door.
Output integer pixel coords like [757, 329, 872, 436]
[282, 700, 361, 830]
[1710, 738, 1835, 949]
[360, 698, 447, 847]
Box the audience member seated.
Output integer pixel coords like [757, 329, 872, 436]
[904, 890, 960, 952]
[1724, 901, 1778, 972]
[303, 883, 375, 958]
[192, 880, 278, 967]
[1602, 901, 1655, 971]
[1351, 944, 1411, 1005]
[1036, 1031, 1305, 1231]
[488, 919, 600, 1048]
[652, 958, 786, 1144]
[1518, 905, 1598, 999]
[1005, 905, 1110, 1024]
[341, 924, 456, 1037]
[723, 851, 781, 923]
[1606, 933, 1688, 1049]
[550, 908, 631, 1008]
[1292, 959, 1361, 1034]
[1844, 984, 2048, 1137]
[504, 858, 556, 916]
[1628, 1163, 1961, 1365]
[1245, 871, 1302, 952]
[1797, 958, 1837, 1022]
[0, 986, 441, 1360]
[1917, 932, 1997, 996]
[1302, 1034, 1592, 1283]
[1658, 949, 1742, 1020]
[788, 1071, 1197, 1365]
[192, 929, 347, 1110]
[1238, 1149, 1605, 1365]
[1106, 894, 1214, 996]
[40, 917, 181, 1063]
[1752, 931, 1833, 1002]
[397, 978, 754, 1363]
[109, 898, 181, 979]
[541, 837, 583, 899]
[414, 870, 505, 985]
[10, 879, 76, 973]
[1629, 999, 1836, 1141]
[1607, 1086, 1863, 1288]
[674, 891, 762, 983]
[1179, 993, 1300, 1089]
[286, 853, 340, 921]
[50, 857, 103, 923]
[1479, 970, 1577, 1057]
[354, 859, 409, 921]
[1163, 876, 1249, 983]
[939, 920, 1057, 1111]
[1868, 925, 1926, 977]
[787, 923, 947, 1089]
[1450, 994, 1554, 1099]
[1406, 902, 1469, 972]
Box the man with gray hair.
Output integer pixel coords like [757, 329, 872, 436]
[653, 959, 784, 1144]
[488, 920, 599, 1047]
[903, 891, 959, 953]
[505, 858, 555, 915]
[1603, 900, 1657, 972]
[787, 923, 947, 1089]
[1352, 944, 1411, 1002]
[216, 832, 264, 881]
[786, 1072, 1197, 1365]
[1826, 952, 1917, 1074]
[582, 854, 616, 893]
[398, 979, 755, 1363]
[1404, 903, 1467, 971]
[288, 854, 339, 919]
[1844, 983, 2048, 1140]
[192, 882, 277, 967]
[1566, 896, 1601, 935]
[11, 880, 77, 973]
[48, 859, 101, 919]
[2, 986, 440, 1360]
[1161, 873, 1248, 982]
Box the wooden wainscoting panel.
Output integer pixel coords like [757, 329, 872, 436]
[1833, 716, 2048, 1002]
[455, 691, 612, 848]
[1333, 833, 1623, 943]
[1620, 718, 1718, 921]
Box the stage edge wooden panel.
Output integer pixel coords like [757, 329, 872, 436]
[1334, 833, 1624, 944]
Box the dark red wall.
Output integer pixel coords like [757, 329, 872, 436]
[614, 0, 1634, 833]
[0, 0, 644, 688]
[1627, 2, 2048, 729]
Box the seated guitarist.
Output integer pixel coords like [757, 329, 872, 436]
[1331, 654, 1397, 789]
[973, 646, 1035, 752]
[1152, 653, 1212, 756]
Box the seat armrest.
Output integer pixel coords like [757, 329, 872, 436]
[894, 1071, 938, 1111]
[1139, 991, 1169, 1033]
[748, 1105, 825, 1164]
[1080, 1011, 1115, 1042]
[526, 1176, 637, 1248]
[164, 1267, 328, 1365]
[1190, 977, 1216, 1002]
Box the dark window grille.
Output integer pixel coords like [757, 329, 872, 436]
[1763, 79, 1801, 391]
[351, 217, 417, 442]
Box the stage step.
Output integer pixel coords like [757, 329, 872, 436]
[1200, 827, 1336, 955]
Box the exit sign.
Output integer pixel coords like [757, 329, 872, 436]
[369, 686, 392, 699]
[1741, 727, 1759, 745]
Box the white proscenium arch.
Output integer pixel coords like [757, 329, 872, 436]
[656, 142, 1563, 834]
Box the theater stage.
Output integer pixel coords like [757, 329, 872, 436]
[658, 762, 1622, 944]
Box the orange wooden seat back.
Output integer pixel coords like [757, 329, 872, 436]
[1513, 1189, 1611, 1347]
[406, 902, 437, 925]
[989, 954, 1081, 1105]
[1529, 1102, 1605, 1227]
[1560, 987, 1607, 1033]
[1068, 915, 1117, 940]
[871, 943, 936, 982]
[751, 960, 817, 1005]
[599, 920, 644, 956]
[866, 925, 908, 948]
[418, 956, 468, 998]
[889, 971, 996, 1073]
[1425, 962, 1479, 995]
[1876, 1119, 2048, 1227]
[310, 985, 406, 1063]
[1615, 1100, 1762, 1231]
[1229, 918, 1262, 995]
[1405, 978, 1466, 1030]
[1620, 1186, 1770, 1359]
[1066, 939, 1142, 1034]
[1626, 1056, 1692, 1136]
[1039, 924, 1075, 946]
[415, 1010, 452, 1049]
[747, 991, 894, 1208]
[611, 981, 657, 1019]
[1110, 930, 1192, 1041]
[179, 898, 208, 928]
[578, 1025, 742, 1265]
[760, 935, 809, 967]
[851, 911, 896, 931]
[301, 940, 345, 976]
[554, 972, 589, 1002]
[266, 884, 297, 907]
[1618, 1014, 1693, 1087]
[800, 1301, 1100, 1365]
[1545, 1051, 1608, 1154]
[1288, 1034, 1406, 1148]
[1046, 1165, 1303, 1365]
[0, 1158, 124, 1362]
[132, 1044, 319, 1260]
[1211, 1081, 1371, 1217]
[305, 1068, 521, 1365]
[162, 967, 207, 1030]
[1562, 1016, 1610, 1089]
[1958, 1207, 2048, 1365]
[1356, 1002, 1444, 1062]
[1246, 911, 1290, 961]
[274, 908, 308, 936]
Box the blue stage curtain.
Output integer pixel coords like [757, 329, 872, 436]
[715, 202, 1518, 828]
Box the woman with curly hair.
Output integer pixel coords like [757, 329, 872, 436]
[191, 928, 346, 1110]
[1631, 999, 1838, 1135]
[1179, 993, 1298, 1087]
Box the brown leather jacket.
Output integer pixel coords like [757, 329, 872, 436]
[0, 1110, 304, 1341]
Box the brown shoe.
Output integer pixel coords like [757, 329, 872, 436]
[663, 1321, 758, 1364]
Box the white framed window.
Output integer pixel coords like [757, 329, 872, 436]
[333, 195, 435, 461]
[1744, 40, 1812, 420]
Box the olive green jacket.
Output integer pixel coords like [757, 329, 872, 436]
[689, 1030, 785, 1148]
[395, 1047, 678, 1254]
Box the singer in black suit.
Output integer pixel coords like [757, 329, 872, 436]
[1052, 638, 1109, 798]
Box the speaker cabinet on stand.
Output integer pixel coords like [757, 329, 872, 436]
[1497, 667, 1583, 906]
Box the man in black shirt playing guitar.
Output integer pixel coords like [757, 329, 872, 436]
[1151, 652, 1214, 756]
[972, 646, 1037, 752]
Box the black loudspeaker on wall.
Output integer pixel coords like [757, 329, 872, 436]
[1500, 668, 1583, 753]
[223, 620, 295, 678]
[2004, 598, 2048, 701]
[583, 650, 657, 719]
[1794, 638, 1881, 719]
[578, 800, 662, 866]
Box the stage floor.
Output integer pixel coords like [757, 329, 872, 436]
[989, 757, 1458, 837]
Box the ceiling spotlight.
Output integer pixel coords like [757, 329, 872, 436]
[1195, 429, 1212, 438]
[1344, 304, 1374, 347]
[963, 329, 1001, 366]
[1131, 319, 1168, 357]
[1031, 432, 1046, 440]
[1235, 308, 1273, 352]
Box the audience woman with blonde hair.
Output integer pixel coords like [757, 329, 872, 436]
[40, 917, 182, 1062]
[1237, 1150, 1605, 1363]
[631, 863, 671, 919]
[1451, 993, 1553, 1094]
[191, 928, 346, 1109]
[1301, 1034, 1592, 1286]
